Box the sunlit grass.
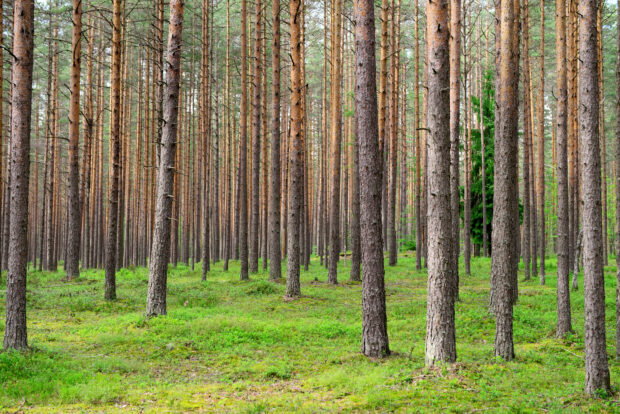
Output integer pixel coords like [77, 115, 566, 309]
[0, 254, 617, 412]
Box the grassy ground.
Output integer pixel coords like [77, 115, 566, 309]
[0, 254, 618, 413]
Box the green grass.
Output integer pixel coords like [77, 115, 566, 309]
[0, 254, 618, 412]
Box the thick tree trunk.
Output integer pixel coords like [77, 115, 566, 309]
[555, 0, 572, 337]
[579, 0, 611, 395]
[146, 0, 184, 316]
[490, 0, 520, 361]
[424, 0, 456, 365]
[3, 0, 34, 350]
[355, 0, 390, 358]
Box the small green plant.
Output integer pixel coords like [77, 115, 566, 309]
[399, 237, 416, 252]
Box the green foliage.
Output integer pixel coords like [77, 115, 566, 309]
[467, 70, 495, 247]
[0, 257, 618, 412]
[399, 237, 416, 252]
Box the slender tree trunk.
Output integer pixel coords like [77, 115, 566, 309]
[414, 0, 421, 270]
[327, 0, 343, 284]
[579, 0, 611, 395]
[615, 0, 620, 361]
[269, 0, 281, 280]
[104, 0, 124, 300]
[286, 0, 303, 298]
[3, 0, 34, 350]
[65, 0, 82, 278]
[249, 0, 262, 274]
[522, 0, 532, 281]
[387, 0, 400, 266]
[449, 0, 461, 285]
[355, 0, 390, 358]
[555, 0, 572, 337]
[538, 0, 546, 282]
[239, 0, 249, 280]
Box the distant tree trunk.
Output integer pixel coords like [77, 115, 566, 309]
[327, 0, 343, 284]
[146, 0, 184, 316]
[286, 0, 303, 298]
[350, 109, 361, 282]
[355, 0, 390, 358]
[3, 0, 34, 350]
[522, 0, 532, 281]
[223, 0, 232, 270]
[424, 0, 456, 365]
[555, 0, 572, 337]
[616, 0, 620, 361]
[414, 0, 421, 270]
[479, 34, 488, 258]
[104, 0, 124, 300]
[387, 0, 400, 266]
[538, 0, 545, 282]
[239, 0, 249, 280]
[614, 0, 620, 359]
[269, 0, 281, 280]
[249, 0, 262, 274]
[491, 0, 520, 361]
[579, 0, 611, 395]
[65, 0, 82, 279]
[449, 0, 461, 284]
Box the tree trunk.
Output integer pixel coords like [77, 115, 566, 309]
[269, 0, 281, 280]
[327, 0, 343, 284]
[538, 0, 545, 282]
[387, 0, 400, 266]
[578, 0, 611, 395]
[104, 0, 123, 300]
[355, 0, 390, 358]
[424, 0, 456, 365]
[490, 0, 520, 361]
[615, 0, 620, 362]
[555, 0, 572, 337]
[65, 0, 82, 279]
[249, 0, 262, 274]
[286, 0, 303, 298]
[449, 0, 461, 285]
[239, 0, 249, 280]
[146, 0, 184, 316]
[3, 0, 34, 350]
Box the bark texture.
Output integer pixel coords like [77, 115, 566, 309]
[555, 0, 572, 337]
[490, 0, 520, 361]
[578, 0, 611, 395]
[66, 0, 82, 279]
[424, 0, 456, 365]
[146, 0, 184, 316]
[104, 0, 123, 300]
[3, 0, 34, 350]
[269, 0, 281, 281]
[355, 0, 390, 358]
[286, 0, 303, 298]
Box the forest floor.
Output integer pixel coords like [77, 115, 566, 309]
[0, 254, 619, 413]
